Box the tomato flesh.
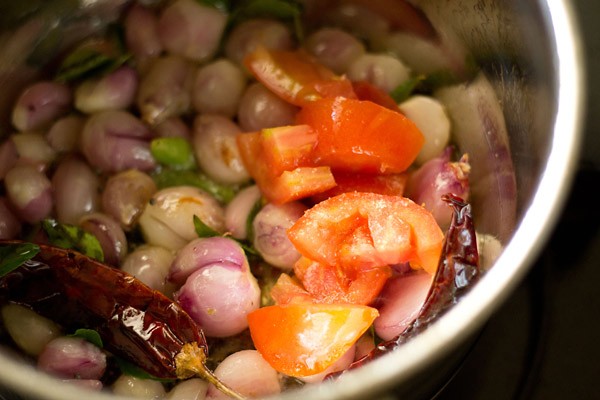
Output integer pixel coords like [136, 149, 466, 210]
[310, 171, 408, 203]
[293, 256, 392, 305]
[296, 97, 424, 174]
[260, 125, 317, 174]
[287, 192, 444, 274]
[247, 303, 378, 377]
[236, 130, 336, 204]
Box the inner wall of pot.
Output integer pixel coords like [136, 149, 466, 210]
[0, 1, 567, 400]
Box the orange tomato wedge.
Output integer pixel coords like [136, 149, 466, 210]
[296, 97, 424, 174]
[247, 303, 378, 377]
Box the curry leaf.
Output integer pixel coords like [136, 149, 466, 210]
[152, 168, 236, 204]
[390, 74, 426, 103]
[70, 328, 103, 348]
[0, 243, 40, 277]
[193, 215, 221, 238]
[245, 197, 263, 242]
[54, 25, 130, 83]
[115, 358, 175, 383]
[194, 215, 259, 256]
[41, 219, 104, 262]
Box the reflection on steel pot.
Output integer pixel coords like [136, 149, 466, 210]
[0, 0, 584, 399]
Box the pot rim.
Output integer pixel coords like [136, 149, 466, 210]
[0, 0, 586, 399]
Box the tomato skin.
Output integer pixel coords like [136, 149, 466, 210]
[296, 97, 424, 174]
[247, 303, 378, 377]
[287, 192, 444, 274]
[244, 46, 356, 107]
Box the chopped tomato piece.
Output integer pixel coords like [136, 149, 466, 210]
[247, 303, 378, 377]
[352, 80, 401, 112]
[237, 131, 336, 204]
[270, 273, 314, 305]
[273, 167, 336, 203]
[293, 256, 392, 305]
[310, 171, 408, 203]
[244, 46, 356, 107]
[260, 124, 317, 174]
[296, 97, 424, 173]
[287, 192, 444, 274]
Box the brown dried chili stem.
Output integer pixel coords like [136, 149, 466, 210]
[176, 343, 246, 400]
[0, 241, 245, 399]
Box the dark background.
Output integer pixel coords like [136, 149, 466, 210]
[436, 1, 600, 399]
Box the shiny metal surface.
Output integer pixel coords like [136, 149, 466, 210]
[0, 1, 584, 399]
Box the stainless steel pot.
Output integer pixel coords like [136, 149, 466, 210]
[0, 0, 584, 399]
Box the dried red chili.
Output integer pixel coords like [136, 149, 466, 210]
[333, 194, 480, 373]
[0, 240, 245, 399]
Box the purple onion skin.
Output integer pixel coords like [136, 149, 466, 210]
[373, 272, 433, 341]
[37, 336, 106, 380]
[237, 83, 299, 132]
[136, 56, 195, 125]
[52, 156, 100, 225]
[158, 0, 227, 63]
[4, 164, 53, 224]
[79, 213, 128, 267]
[405, 147, 470, 230]
[124, 3, 163, 63]
[74, 66, 138, 114]
[0, 197, 21, 239]
[121, 245, 174, 294]
[139, 186, 225, 251]
[176, 263, 260, 338]
[154, 117, 191, 139]
[193, 58, 247, 117]
[101, 169, 157, 230]
[11, 81, 72, 132]
[300, 345, 356, 384]
[304, 27, 366, 75]
[172, 237, 260, 337]
[192, 114, 249, 185]
[168, 236, 248, 286]
[225, 185, 261, 240]
[0, 138, 18, 180]
[225, 19, 294, 66]
[252, 202, 307, 270]
[80, 110, 156, 173]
